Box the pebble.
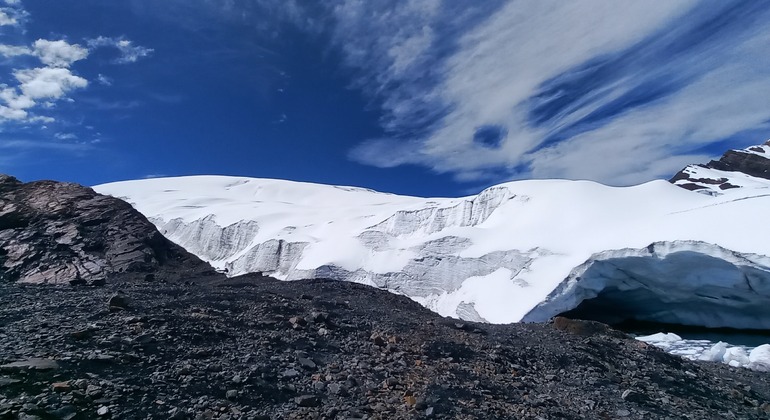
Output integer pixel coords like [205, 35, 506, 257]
[295, 395, 321, 407]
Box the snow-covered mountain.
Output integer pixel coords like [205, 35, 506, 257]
[671, 140, 770, 195]
[94, 141, 770, 329]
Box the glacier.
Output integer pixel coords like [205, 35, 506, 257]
[95, 160, 770, 330]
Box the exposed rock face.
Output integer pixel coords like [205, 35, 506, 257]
[670, 140, 770, 194]
[0, 175, 215, 285]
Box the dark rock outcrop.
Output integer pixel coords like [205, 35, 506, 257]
[0, 175, 216, 285]
[704, 143, 770, 180]
[670, 140, 770, 192]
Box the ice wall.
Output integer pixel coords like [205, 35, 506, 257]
[523, 241, 770, 329]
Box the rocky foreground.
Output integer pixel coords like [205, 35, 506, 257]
[1, 276, 770, 420]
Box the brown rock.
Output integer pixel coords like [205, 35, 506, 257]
[551, 316, 627, 338]
[52, 381, 72, 392]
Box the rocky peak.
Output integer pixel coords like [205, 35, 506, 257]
[0, 174, 21, 190]
[670, 140, 770, 194]
[0, 175, 217, 285]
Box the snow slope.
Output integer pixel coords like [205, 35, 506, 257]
[95, 167, 770, 328]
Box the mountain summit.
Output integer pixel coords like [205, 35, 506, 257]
[670, 140, 770, 195]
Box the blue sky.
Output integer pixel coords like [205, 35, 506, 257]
[1, 0, 769, 197]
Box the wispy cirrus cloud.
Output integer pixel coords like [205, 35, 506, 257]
[331, 0, 770, 185]
[0, 139, 94, 154]
[160, 0, 764, 185]
[87, 36, 153, 64]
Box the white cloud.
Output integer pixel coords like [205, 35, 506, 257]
[27, 115, 54, 124]
[0, 87, 34, 109]
[0, 40, 90, 122]
[15, 67, 88, 99]
[338, 1, 770, 185]
[0, 1, 26, 27]
[0, 139, 92, 151]
[0, 44, 30, 57]
[0, 36, 148, 124]
[87, 36, 153, 63]
[0, 10, 147, 129]
[96, 74, 113, 86]
[32, 39, 89, 67]
[0, 8, 17, 26]
[347, 137, 422, 168]
[0, 105, 26, 120]
[527, 62, 770, 184]
[0, 39, 90, 68]
[54, 132, 77, 140]
[0, 67, 88, 122]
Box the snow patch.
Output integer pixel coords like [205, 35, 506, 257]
[636, 333, 770, 371]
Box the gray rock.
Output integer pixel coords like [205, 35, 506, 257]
[298, 357, 316, 370]
[621, 389, 645, 403]
[108, 293, 130, 310]
[327, 383, 347, 396]
[295, 395, 321, 407]
[0, 377, 21, 387]
[86, 385, 103, 398]
[50, 405, 77, 420]
[0, 358, 59, 371]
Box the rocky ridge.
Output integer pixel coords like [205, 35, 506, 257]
[670, 140, 770, 194]
[0, 175, 215, 285]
